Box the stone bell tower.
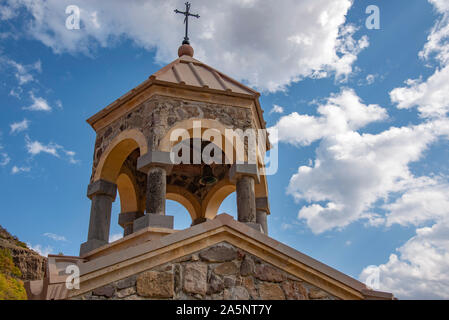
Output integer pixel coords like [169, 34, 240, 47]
[79, 42, 271, 256]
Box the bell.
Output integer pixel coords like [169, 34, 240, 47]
[199, 165, 218, 186]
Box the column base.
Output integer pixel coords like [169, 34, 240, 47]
[244, 222, 264, 233]
[133, 214, 174, 231]
[80, 239, 108, 257]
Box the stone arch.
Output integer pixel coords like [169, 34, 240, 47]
[116, 167, 142, 213]
[94, 129, 148, 183]
[159, 119, 246, 163]
[202, 179, 236, 220]
[166, 185, 202, 222]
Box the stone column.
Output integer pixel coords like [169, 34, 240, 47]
[236, 175, 256, 223]
[80, 180, 117, 256]
[256, 197, 270, 235]
[134, 151, 174, 231]
[230, 164, 262, 232]
[119, 212, 144, 237]
[146, 166, 166, 215]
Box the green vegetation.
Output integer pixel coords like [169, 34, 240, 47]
[0, 248, 27, 300]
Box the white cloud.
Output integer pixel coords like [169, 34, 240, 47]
[269, 89, 387, 146]
[10, 119, 30, 134]
[384, 179, 449, 227]
[1, 58, 42, 85]
[391, 65, 449, 118]
[24, 136, 80, 164]
[25, 136, 60, 157]
[360, 218, 449, 299]
[43, 232, 67, 242]
[23, 92, 52, 112]
[109, 233, 122, 242]
[11, 166, 31, 174]
[358, 0, 449, 299]
[2, 0, 367, 92]
[28, 243, 53, 257]
[270, 104, 284, 114]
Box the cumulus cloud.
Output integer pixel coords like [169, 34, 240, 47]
[360, 218, 449, 299]
[1, 0, 368, 92]
[269, 88, 387, 146]
[10, 119, 30, 134]
[23, 92, 52, 112]
[359, 0, 449, 299]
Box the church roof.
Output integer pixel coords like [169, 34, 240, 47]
[150, 54, 260, 97]
[86, 48, 266, 131]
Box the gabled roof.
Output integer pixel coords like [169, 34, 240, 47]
[151, 54, 259, 97]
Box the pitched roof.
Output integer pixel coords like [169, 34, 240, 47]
[151, 54, 259, 97]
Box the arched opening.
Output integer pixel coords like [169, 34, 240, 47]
[217, 192, 237, 220]
[166, 200, 193, 230]
[94, 129, 148, 183]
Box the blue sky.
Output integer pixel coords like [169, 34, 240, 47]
[1, 0, 449, 299]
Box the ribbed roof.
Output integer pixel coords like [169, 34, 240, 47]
[151, 54, 259, 97]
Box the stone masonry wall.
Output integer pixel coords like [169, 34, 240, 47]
[91, 95, 254, 182]
[72, 242, 337, 300]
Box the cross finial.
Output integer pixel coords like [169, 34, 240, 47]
[174, 2, 200, 45]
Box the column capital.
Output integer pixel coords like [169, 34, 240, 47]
[87, 179, 117, 200]
[229, 163, 260, 184]
[137, 151, 173, 174]
[256, 197, 270, 214]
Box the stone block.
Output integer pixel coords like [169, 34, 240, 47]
[229, 163, 260, 183]
[116, 287, 136, 298]
[282, 281, 308, 300]
[199, 245, 238, 262]
[255, 263, 286, 283]
[309, 288, 329, 300]
[240, 257, 255, 276]
[133, 214, 174, 231]
[183, 262, 207, 296]
[87, 179, 117, 200]
[223, 286, 250, 300]
[137, 271, 174, 298]
[116, 275, 137, 290]
[92, 284, 115, 298]
[137, 151, 173, 174]
[207, 273, 224, 295]
[214, 262, 238, 276]
[259, 282, 285, 300]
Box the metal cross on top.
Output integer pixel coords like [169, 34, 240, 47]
[174, 2, 200, 45]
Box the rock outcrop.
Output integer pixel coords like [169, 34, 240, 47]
[0, 225, 46, 281]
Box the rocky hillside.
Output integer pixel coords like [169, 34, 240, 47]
[0, 225, 47, 299]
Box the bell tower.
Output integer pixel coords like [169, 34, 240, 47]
[79, 42, 271, 256]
